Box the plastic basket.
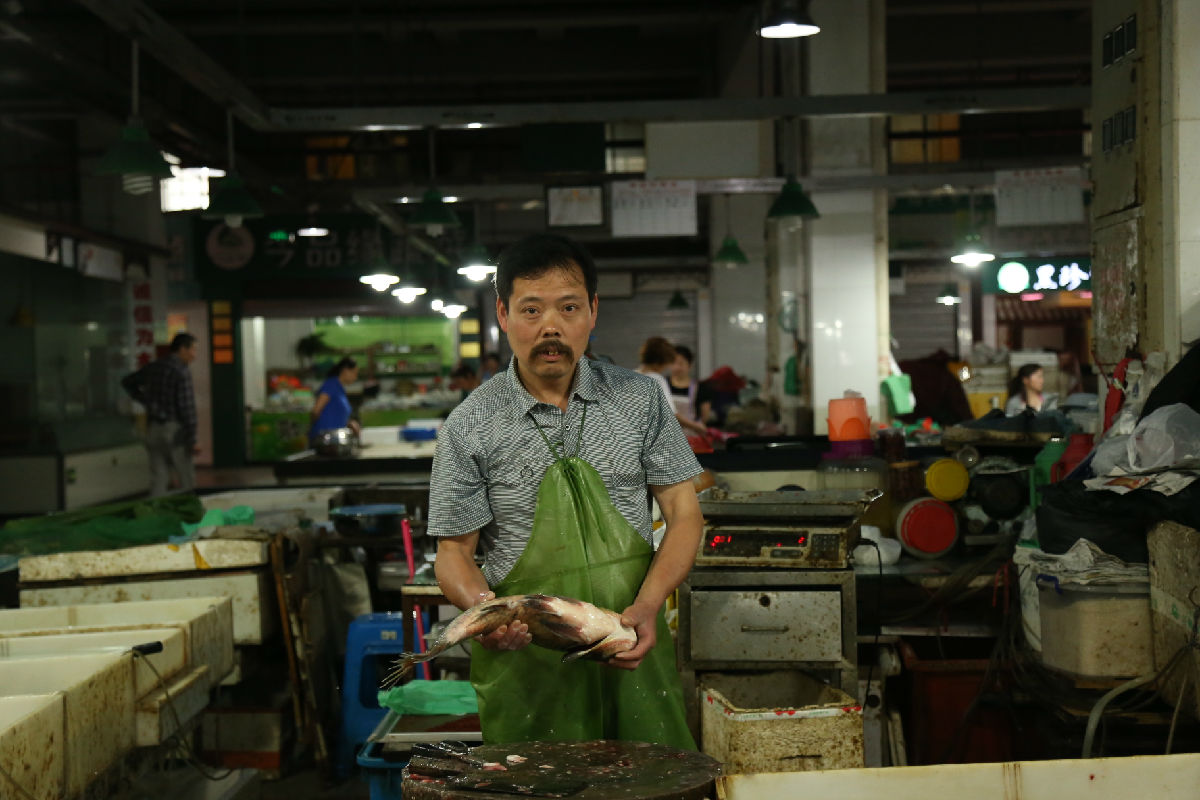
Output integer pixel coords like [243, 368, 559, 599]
[356, 742, 406, 800]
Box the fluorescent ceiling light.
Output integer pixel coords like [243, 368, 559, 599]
[442, 303, 468, 319]
[297, 226, 330, 237]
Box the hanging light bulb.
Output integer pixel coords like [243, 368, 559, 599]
[95, 43, 173, 195]
[951, 193, 994, 267]
[393, 285, 428, 304]
[950, 231, 996, 268]
[936, 283, 963, 305]
[712, 195, 750, 268]
[359, 274, 400, 292]
[202, 111, 262, 229]
[457, 243, 496, 282]
[430, 298, 445, 312]
[767, 177, 820, 219]
[759, 0, 820, 38]
[442, 303, 468, 319]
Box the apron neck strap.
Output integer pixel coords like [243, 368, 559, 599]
[531, 401, 588, 462]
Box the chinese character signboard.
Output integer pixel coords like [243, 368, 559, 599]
[982, 258, 1092, 295]
[126, 258, 167, 371]
[197, 214, 407, 292]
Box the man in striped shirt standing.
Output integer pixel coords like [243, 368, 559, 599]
[428, 234, 704, 747]
[122, 333, 199, 496]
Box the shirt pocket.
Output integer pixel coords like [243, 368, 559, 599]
[487, 453, 544, 489]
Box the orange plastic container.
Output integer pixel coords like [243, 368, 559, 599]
[827, 397, 870, 441]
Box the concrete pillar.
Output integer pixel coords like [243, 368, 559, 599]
[1161, 0, 1200, 352]
[709, 193, 772, 386]
[804, 0, 889, 432]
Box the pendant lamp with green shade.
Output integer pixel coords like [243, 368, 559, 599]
[202, 110, 263, 229]
[667, 290, 689, 310]
[410, 129, 461, 236]
[713, 194, 750, 268]
[95, 42, 173, 196]
[767, 177, 819, 219]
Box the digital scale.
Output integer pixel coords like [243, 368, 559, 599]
[695, 488, 881, 569]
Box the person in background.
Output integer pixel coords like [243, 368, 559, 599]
[696, 366, 746, 429]
[897, 349, 973, 427]
[635, 336, 676, 404]
[449, 363, 481, 396]
[480, 351, 502, 381]
[1005, 363, 1058, 415]
[310, 356, 361, 442]
[121, 332, 199, 497]
[667, 345, 708, 438]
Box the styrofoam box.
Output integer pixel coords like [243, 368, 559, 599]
[1038, 581, 1153, 678]
[701, 670, 863, 775]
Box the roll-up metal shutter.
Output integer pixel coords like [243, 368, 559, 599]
[590, 291, 698, 370]
[890, 281, 958, 361]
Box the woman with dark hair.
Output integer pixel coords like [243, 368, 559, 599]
[637, 337, 706, 437]
[1005, 363, 1057, 415]
[668, 345, 706, 434]
[310, 356, 361, 441]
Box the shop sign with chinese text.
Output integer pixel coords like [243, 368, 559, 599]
[981, 258, 1091, 295]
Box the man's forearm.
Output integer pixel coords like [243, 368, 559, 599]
[434, 540, 491, 611]
[634, 507, 701, 611]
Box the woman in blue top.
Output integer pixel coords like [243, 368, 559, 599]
[310, 357, 360, 442]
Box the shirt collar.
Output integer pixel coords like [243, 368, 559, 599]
[506, 354, 598, 414]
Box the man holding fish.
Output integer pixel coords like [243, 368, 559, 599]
[426, 233, 705, 748]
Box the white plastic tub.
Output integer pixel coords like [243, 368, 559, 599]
[720, 753, 1200, 800]
[0, 596, 235, 685]
[0, 694, 64, 800]
[1038, 581, 1153, 678]
[0, 653, 134, 798]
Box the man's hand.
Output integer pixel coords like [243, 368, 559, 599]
[470, 590, 533, 652]
[610, 601, 659, 670]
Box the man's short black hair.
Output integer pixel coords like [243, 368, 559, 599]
[493, 234, 598, 309]
[170, 332, 196, 353]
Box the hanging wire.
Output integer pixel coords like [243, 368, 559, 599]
[130, 40, 139, 118]
[226, 109, 235, 173]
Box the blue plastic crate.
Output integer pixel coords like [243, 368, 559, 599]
[357, 742, 406, 800]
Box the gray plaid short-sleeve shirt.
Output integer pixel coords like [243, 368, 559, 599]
[427, 357, 703, 586]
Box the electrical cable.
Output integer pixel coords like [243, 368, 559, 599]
[859, 538, 884, 709]
[1164, 670, 1192, 755]
[131, 645, 234, 783]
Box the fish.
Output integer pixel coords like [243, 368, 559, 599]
[382, 593, 636, 687]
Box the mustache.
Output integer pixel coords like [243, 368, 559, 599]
[531, 341, 574, 359]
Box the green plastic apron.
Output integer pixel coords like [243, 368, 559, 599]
[469, 405, 695, 749]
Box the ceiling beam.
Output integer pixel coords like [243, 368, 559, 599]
[71, 0, 273, 130]
[887, 1, 1089, 15]
[271, 86, 1091, 131]
[176, 9, 730, 37]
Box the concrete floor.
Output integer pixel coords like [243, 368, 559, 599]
[261, 770, 371, 800]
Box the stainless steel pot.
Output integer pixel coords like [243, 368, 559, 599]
[313, 427, 360, 458]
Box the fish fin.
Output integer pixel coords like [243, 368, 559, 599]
[560, 638, 608, 663]
[522, 595, 562, 616]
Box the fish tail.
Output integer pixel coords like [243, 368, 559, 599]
[380, 652, 427, 688]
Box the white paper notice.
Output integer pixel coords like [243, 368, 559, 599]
[610, 180, 697, 237]
[547, 185, 604, 227]
[995, 167, 1086, 227]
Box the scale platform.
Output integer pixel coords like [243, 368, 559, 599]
[695, 487, 880, 569]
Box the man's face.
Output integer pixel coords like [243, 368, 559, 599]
[179, 344, 197, 364]
[496, 263, 597, 385]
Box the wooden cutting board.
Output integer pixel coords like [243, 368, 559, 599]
[402, 740, 721, 800]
